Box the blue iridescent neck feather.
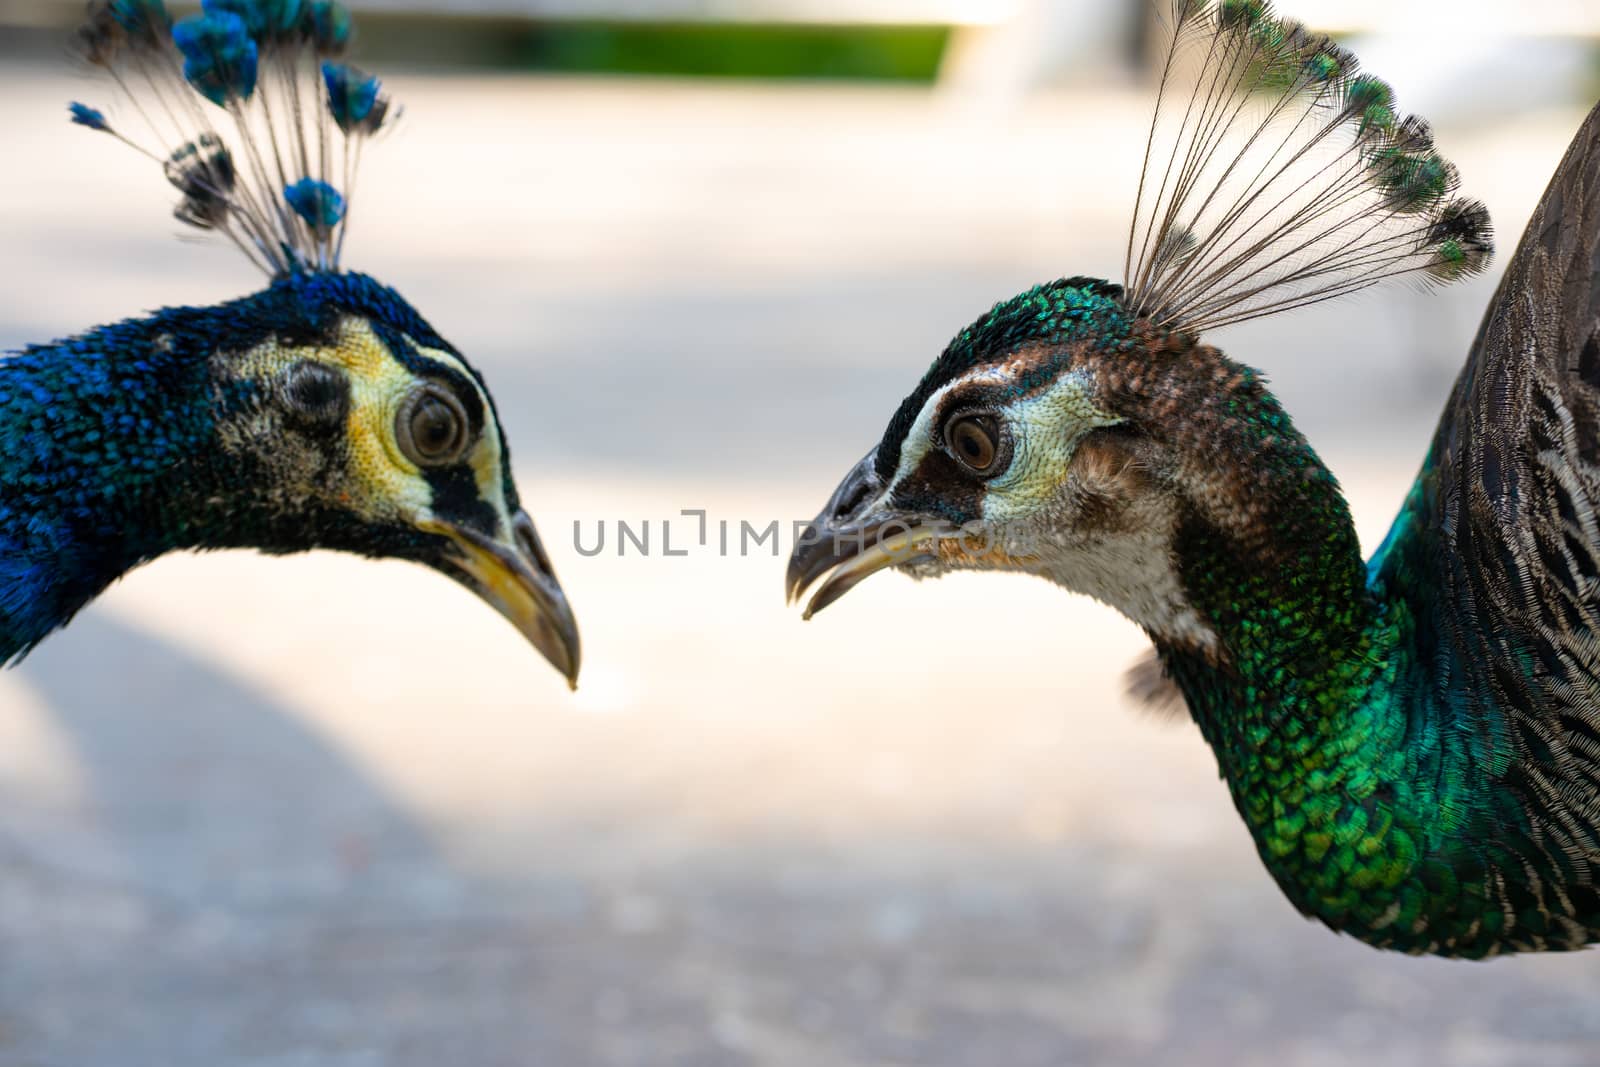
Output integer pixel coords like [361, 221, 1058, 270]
[0, 273, 448, 663]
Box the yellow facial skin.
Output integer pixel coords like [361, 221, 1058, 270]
[210, 315, 581, 685]
[215, 318, 514, 531]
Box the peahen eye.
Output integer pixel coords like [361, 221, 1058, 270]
[396, 384, 471, 467]
[946, 414, 1002, 476]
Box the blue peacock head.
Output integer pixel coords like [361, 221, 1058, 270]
[56, 0, 580, 683]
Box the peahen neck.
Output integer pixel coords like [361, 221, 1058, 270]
[1150, 358, 1547, 957]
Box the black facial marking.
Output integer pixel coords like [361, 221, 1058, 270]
[280, 360, 350, 431]
[426, 465, 498, 536]
[368, 324, 515, 505]
[894, 448, 986, 525]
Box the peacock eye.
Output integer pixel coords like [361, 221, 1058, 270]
[946, 414, 1004, 476]
[396, 384, 471, 467]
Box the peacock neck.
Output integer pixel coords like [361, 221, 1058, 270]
[0, 314, 235, 663]
[1151, 373, 1521, 956]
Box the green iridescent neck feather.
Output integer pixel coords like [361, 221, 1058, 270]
[1154, 349, 1600, 956]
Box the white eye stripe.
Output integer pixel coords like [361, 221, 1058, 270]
[407, 345, 490, 410]
[889, 365, 1111, 493]
[889, 380, 960, 489]
[889, 364, 1031, 488]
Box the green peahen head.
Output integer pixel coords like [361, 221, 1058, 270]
[787, 0, 1492, 661]
[0, 0, 579, 682]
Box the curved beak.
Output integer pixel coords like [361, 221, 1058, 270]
[786, 449, 947, 619]
[424, 510, 581, 688]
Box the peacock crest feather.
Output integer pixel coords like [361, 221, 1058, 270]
[0, 0, 581, 681]
[69, 0, 395, 276]
[1124, 0, 1492, 332]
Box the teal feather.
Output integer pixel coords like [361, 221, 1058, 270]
[305, 0, 351, 54]
[322, 63, 385, 133]
[172, 11, 258, 106]
[109, 0, 170, 44]
[284, 178, 344, 228]
[67, 102, 108, 131]
[71, 0, 380, 274]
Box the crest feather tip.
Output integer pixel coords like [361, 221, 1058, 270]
[66, 0, 390, 277]
[1122, 0, 1493, 334]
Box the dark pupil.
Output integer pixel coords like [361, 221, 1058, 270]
[954, 419, 994, 469]
[413, 399, 459, 457]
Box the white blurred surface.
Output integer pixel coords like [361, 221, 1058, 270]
[0, 59, 1598, 1066]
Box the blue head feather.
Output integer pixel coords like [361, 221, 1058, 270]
[261, 0, 305, 37]
[109, 0, 171, 44]
[306, 0, 352, 54]
[198, 0, 308, 40]
[199, 0, 266, 36]
[284, 178, 345, 228]
[68, 102, 109, 131]
[172, 11, 259, 106]
[322, 62, 383, 133]
[71, 0, 379, 274]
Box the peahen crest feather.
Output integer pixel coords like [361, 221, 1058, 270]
[1124, 0, 1493, 333]
[68, 0, 395, 276]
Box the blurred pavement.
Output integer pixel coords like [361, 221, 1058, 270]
[1, 63, 1599, 1066]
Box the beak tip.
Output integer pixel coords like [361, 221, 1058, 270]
[553, 634, 581, 692]
[431, 510, 584, 691]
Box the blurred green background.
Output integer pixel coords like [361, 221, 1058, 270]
[443, 21, 953, 79]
